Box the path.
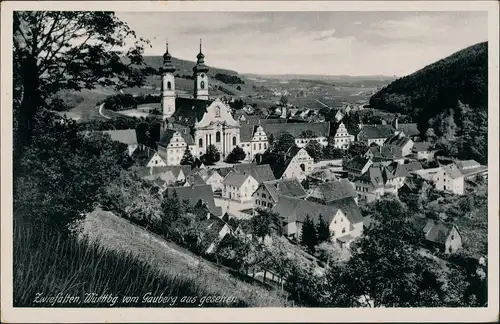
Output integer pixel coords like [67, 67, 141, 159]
[97, 103, 112, 119]
[315, 99, 330, 108]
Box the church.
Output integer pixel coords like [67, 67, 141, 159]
[156, 42, 269, 165]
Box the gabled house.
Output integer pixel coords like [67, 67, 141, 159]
[141, 170, 177, 191]
[414, 217, 463, 254]
[345, 157, 373, 180]
[272, 196, 363, 249]
[383, 162, 411, 190]
[402, 161, 424, 173]
[332, 122, 355, 149]
[271, 147, 314, 181]
[198, 214, 233, 254]
[356, 125, 394, 146]
[412, 164, 464, 195]
[190, 168, 224, 192]
[184, 173, 206, 187]
[412, 142, 435, 161]
[132, 147, 167, 168]
[252, 178, 307, 209]
[137, 165, 189, 183]
[354, 166, 398, 203]
[453, 160, 488, 180]
[308, 179, 358, 205]
[157, 127, 196, 166]
[364, 145, 405, 165]
[399, 174, 433, 201]
[164, 184, 223, 217]
[384, 133, 414, 157]
[222, 171, 259, 202]
[101, 129, 138, 156]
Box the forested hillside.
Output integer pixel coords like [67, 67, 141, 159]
[369, 42, 488, 164]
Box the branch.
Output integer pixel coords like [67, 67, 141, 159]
[35, 12, 62, 57]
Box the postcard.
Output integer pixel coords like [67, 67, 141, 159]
[1, 1, 498, 323]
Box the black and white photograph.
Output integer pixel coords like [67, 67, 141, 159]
[1, 1, 499, 322]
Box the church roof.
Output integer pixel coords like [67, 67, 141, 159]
[172, 97, 213, 126]
[261, 122, 330, 139]
[161, 43, 176, 73]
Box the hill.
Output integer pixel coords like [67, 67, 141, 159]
[369, 42, 487, 122]
[369, 42, 488, 164]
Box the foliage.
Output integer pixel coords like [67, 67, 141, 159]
[201, 144, 220, 165]
[13, 11, 151, 159]
[273, 132, 296, 153]
[225, 146, 246, 163]
[214, 73, 245, 85]
[300, 215, 318, 253]
[180, 146, 196, 166]
[14, 111, 131, 233]
[229, 98, 245, 110]
[316, 215, 330, 244]
[347, 141, 369, 158]
[304, 140, 323, 162]
[249, 208, 283, 239]
[322, 144, 345, 159]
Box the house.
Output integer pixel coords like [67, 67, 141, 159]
[354, 166, 398, 203]
[335, 110, 344, 122]
[238, 124, 270, 161]
[271, 147, 314, 181]
[332, 122, 355, 149]
[252, 178, 307, 209]
[399, 174, 433, 201]
[364, 145, 405, 165]
[383, 162, 411, 190]
[222, 171, 259, 202]
[164, 184, 223, 217]
[157, 127, 196, 166]
[272, 196, 363, 249]
[141, 169, 177, 191]
[412, 142, 435, 161]
[411, 164, 464, 195]
[230, 163, 276, 184]
[132, 147, 167, 168]
[453, 160, 488, 179]
[414, 217, 462, 254]
[137, 165, 189, 183]
[345, 157, 373, 180]
[356, 125, 394, 146]
[384, 133, 414, 157]
[260, 122, 331, 148]
[101, 129, 138, 156]
[198, 214, 233, 254]
[395, 122, 420, 141]
[190, 168, 224, 192]
[402, 161, 424, 172]
[184, 173, 206, 187]
[308, 179, 358, 205]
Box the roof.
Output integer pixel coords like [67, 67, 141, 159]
[414, 217, 455, 245]
[368, 145, 404, 160]
[397, 123, 420, 137]
[222, 171, 253, 187]
[164, 184, 222, 217]
[240, 124, 258, 142]
[260, 178, 307, 201]
[101, 129, 138, 145]
[331, 197, 364, 224]
[402, 161, 424, 172]
[455, 160, 480, 169]
[171, 97, 213, 125]
[357, 125, 394, 140]
[185, 173, 206, 186]
[346, 157, 371, 172]
[384, 134, 412, 148]
[272, 195, 337, 224]
[443, 164, 463, 180]
[158, 127, 195, 146]
[135, 165, 188, 178]
[143, 171, 177, 184]
[131, 147, 158, 167]
[313, 179, 357, 203]
[231, 163, 276, 183]
[385, 162, 411, 178]
[356, 166, 385, 189]
[413, 142, 432, 152]
[261, 122, 330, 139]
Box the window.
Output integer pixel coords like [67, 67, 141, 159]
[259, 143, 262, 150]
[451, 235, 454, 240]
[233, 136, 237, 146]
[198, 138, 203, 148]
[268, 202, 273, 207]
[342, 228, 346, 234]
[264, 143, 267, 149]
[332, 231, 335, 237]
[256, 200, 260, 205]
[215, 107, 220, 118]
[254, 144, 256, 150]
[262, 193, 266, 198]
[216, 131, 221, 143]
[200, 80, 205, 89]
[167, 81, 172, 90]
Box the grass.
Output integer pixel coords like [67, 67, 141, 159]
[76, 209, 288, 306]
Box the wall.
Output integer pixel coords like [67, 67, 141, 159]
[282, 159, 306, 181]
[444, 227, 462, 254]
[146, 153, 167, 168]
[295, 137, 328, 148]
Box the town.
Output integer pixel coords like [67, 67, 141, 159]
[11, 10, 490, 309]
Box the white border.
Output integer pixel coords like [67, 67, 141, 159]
[1, 1, 499, 323]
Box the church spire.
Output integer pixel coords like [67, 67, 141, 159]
[162, 40, 176, 73]
[193, 39, 209, 73]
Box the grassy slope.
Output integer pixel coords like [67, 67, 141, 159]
[77, 209, 288, 307]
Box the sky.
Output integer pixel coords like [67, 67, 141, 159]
[115, 11, 488, 77]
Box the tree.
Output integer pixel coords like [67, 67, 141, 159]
[305, 140, 323, 162]
[201, 144, 220, 165]
[300, 215, 318, 252]
[347, 141, 369, 158]
[225, 146, 246, 163]
[13, 11, 150, 161]
[273, 132, 296, 153]
[180, 146, 195, 166]
[316, 215, 330, 244]
[250, 208, 283, 239]
[323, 144, 344, 159]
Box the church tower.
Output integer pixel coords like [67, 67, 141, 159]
[193, 39, 209, 100]
[161, 42, 176, 119]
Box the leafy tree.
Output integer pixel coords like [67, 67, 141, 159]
[300, 215, 318, 252]
[316, 215, 330, 244]
[250, 208, 283, 239]
[273, 132, 296, 153]
[347, 141, 369, 158]
[322, 144, 345, 159]
[14, 111, 130, 233]
[13, 11, 150, 161]
[180, 146, 195, 166]
[225, 146, 246, 163]
[201, 144, 220, 165]
[305, 139, 323, 162]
